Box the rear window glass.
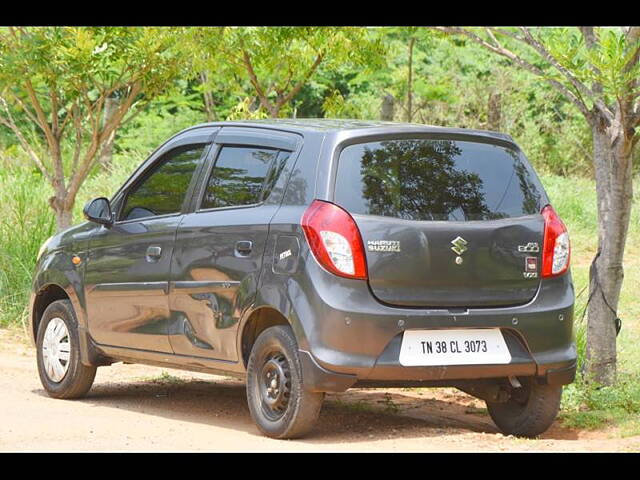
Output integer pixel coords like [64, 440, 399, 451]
[334, 138, 543, 221]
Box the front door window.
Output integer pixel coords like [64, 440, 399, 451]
[121, 144, 206, 221]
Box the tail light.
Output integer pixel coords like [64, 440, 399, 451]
[541, 205, 570, 277]
[301, 200, 368, 280]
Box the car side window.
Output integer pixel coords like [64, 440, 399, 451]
[262, 150, 291, 201]
[120, 144, 206, 221]
[200, 146, 282, 210]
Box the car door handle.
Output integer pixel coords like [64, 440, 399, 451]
[146, 245, 162, 261]
[235, 240, 253, 257]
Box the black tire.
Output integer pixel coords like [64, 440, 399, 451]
[246, 325, 324, 439]
[36, 299, 97, 399]
[486, 377, 562, 438]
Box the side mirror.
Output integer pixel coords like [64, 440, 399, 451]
[83, 197, 113, 226]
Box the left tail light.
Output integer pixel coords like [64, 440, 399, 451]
[301, 200, 368, 280]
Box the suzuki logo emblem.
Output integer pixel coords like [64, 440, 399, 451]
[451, 236, 468, 256]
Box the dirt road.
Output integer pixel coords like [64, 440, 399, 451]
[1, 329, 638, 452]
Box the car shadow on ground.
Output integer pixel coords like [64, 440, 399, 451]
[31, 376, 578, 443]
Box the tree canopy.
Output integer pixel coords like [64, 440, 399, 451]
[0, 26, 185, 228]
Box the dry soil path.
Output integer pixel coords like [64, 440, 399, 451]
[1, 329, 638, 452]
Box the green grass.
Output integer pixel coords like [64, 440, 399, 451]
[0, 164, 56, 330]
[0, 153, 141, 329]
[330, 398, 377, 414]
[560, 374, 640, 435]
[381, 392, 400, 414]
[145, 371, 187, 385]
[543, 174, 640, 435]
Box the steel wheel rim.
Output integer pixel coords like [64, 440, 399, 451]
[259, 352, 291, 421]
[42, 317, 70, 383]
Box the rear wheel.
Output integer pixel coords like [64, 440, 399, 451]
[36, 300, 97, 399]
[486, 377, 562, 438]
[246, 325, 324, 439]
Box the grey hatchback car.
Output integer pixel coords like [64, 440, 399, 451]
[30, 119, 576, 439]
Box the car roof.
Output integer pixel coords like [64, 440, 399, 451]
[185, 118, 515, 143]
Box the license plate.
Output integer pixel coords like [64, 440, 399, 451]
[399, 329, 511, 366]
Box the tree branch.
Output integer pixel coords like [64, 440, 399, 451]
[50, 85, 59, 138]
[70, 105, 83, 175]
[241, 48, 275, 115]
[490, 27, 526, 44]
[0, 96, 53, 183]
[66, 82, 142, 205]
[625, 26, 640, 46]
[433, 27, 593, 119]
[57, 100, 76, 139]
[622, 27, 640, 106]
[6, 92, 40, 127]
[23, 78, 59, 150]
[518, 27, 614, 123]
[277, 50, 325, 110]
[579, 26, 604, 98]
[633, 100, 640, 128]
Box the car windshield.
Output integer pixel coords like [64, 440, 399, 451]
[334, 138, 544, 221]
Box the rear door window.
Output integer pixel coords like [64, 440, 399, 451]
[200, 146, 286, 209]
[334, 138, 543, 221]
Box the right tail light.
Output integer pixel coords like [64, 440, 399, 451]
[541, 204, 570, 277]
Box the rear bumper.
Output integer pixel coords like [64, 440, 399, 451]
[299, 341, 577, 393]
[351, 329, 576, 384]
[290, 256, 577, 392]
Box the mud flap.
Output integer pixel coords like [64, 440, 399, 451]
[298, 349, 357, 393]
[78, 326, 112, 367]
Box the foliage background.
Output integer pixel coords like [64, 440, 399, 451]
[1, 27, 639, 434]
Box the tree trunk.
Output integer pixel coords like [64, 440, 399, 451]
[270, 105, 282, 118]
[407, 37, 415, 123]
[48, 193, 73, 232]
[98, 96, 120, 170]
[200, 72, 216, 121]
[55, 208, 73, 232]
[487, 92, 502, 131]
[586, 118, 635, 385]
[381, 94, 395, 121]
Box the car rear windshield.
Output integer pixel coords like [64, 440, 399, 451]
[334, 138, 544, 221]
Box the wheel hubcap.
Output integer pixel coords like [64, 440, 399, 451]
[42, 317, 70, 382]
[259, 353, 291, 420]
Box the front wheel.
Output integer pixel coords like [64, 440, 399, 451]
[36, 300, 97, 399]
[486, 377, 562, 438]
[246, 325, 324, 439]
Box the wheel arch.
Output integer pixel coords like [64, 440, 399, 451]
[30, 283, 71, 344]
[239, 306, 295, 368]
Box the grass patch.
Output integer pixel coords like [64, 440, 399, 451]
[0, 152, 141, 328]
[542, 174, 640, 435]
[560, 373, 640, 433]
[145, 371, 187, 385]
[380, 393, 400, 414]
[331, 398, 377, 414]
[331, 395, 400, 415]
